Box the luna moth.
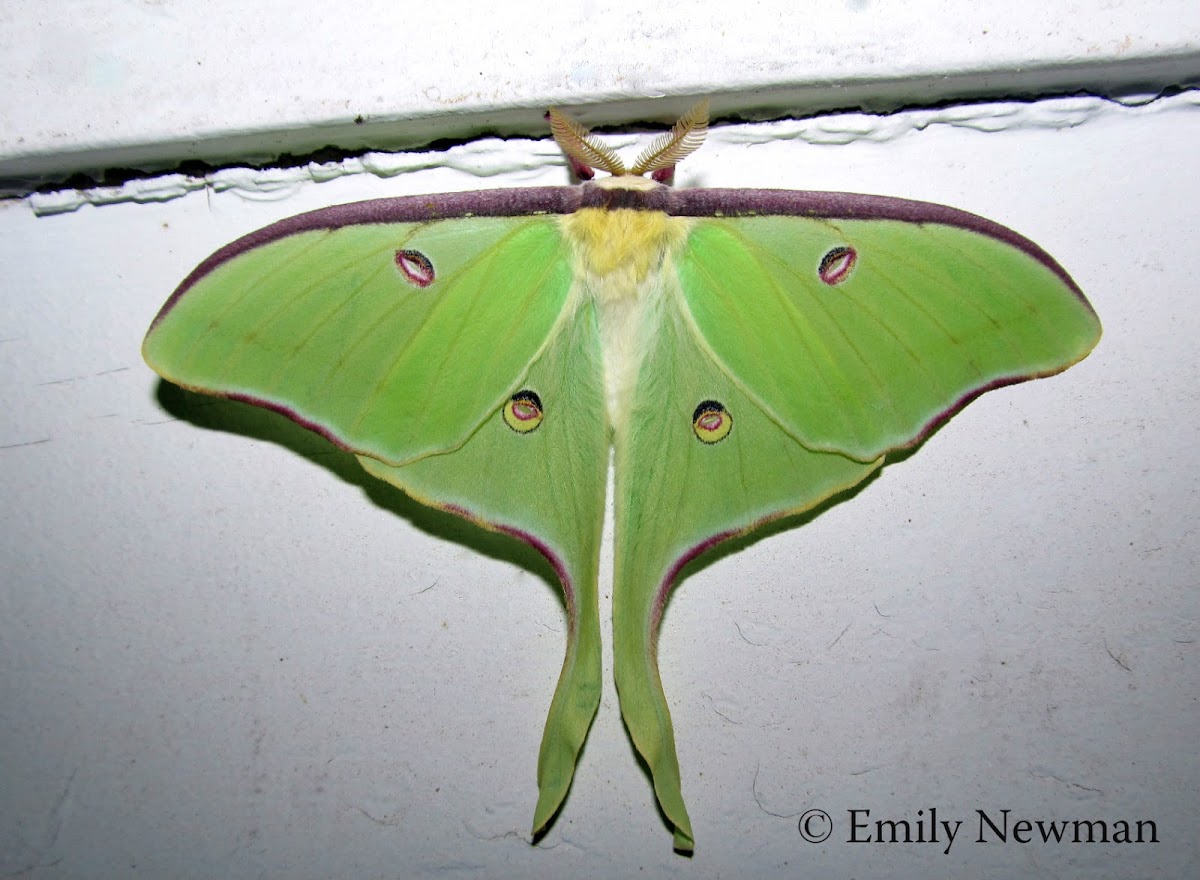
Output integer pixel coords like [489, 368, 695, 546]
[142, 102, 1100, 852]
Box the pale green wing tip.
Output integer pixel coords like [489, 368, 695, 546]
[654, 777, 694, 852]
[530, 686, 601, 838]
[532, 786, 567, 839]
[531, 701, 599, 835]
[532, 719, 583, 834]
[530, 704, 597, 836]
[530, 623, 603, 839]
[530, 694, 600, 838]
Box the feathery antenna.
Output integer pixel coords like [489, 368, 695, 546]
[630, 101, 709, 176]
[548, 101, 710, 179]
[547, 107, 627, 177]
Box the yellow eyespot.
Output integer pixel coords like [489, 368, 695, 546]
[692, 400, 731, 444]
[503, 390, 544, 434]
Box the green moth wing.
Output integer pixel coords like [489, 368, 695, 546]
[356, 299, 608, 832]
[670, 195, 1100, 460]
[610, 192, 1101, 850]
[144, 193, 580, 466]
[611, 289, 882, 850]
[142, 193, 608, 835]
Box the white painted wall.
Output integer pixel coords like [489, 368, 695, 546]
[1, 2, 1197, 877]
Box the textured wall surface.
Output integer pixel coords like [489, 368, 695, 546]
[3, 0, 1199, 181]
[1, 3, 1197, 878]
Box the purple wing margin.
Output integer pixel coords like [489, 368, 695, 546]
[661, 187, 1092, 309]
[149, 187, 588, 330]
[153, 181, 1096, 329]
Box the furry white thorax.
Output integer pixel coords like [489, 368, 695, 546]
[592, 268, 665, 429]
[559, 206, 692, 429]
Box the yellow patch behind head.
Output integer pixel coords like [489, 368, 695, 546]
[563, 208, 690, 297]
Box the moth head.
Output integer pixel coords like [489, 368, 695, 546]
[546, 101, 709, 184]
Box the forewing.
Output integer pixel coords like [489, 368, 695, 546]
[144, 209, 574, 465]
[675, 211, 1101, 461]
